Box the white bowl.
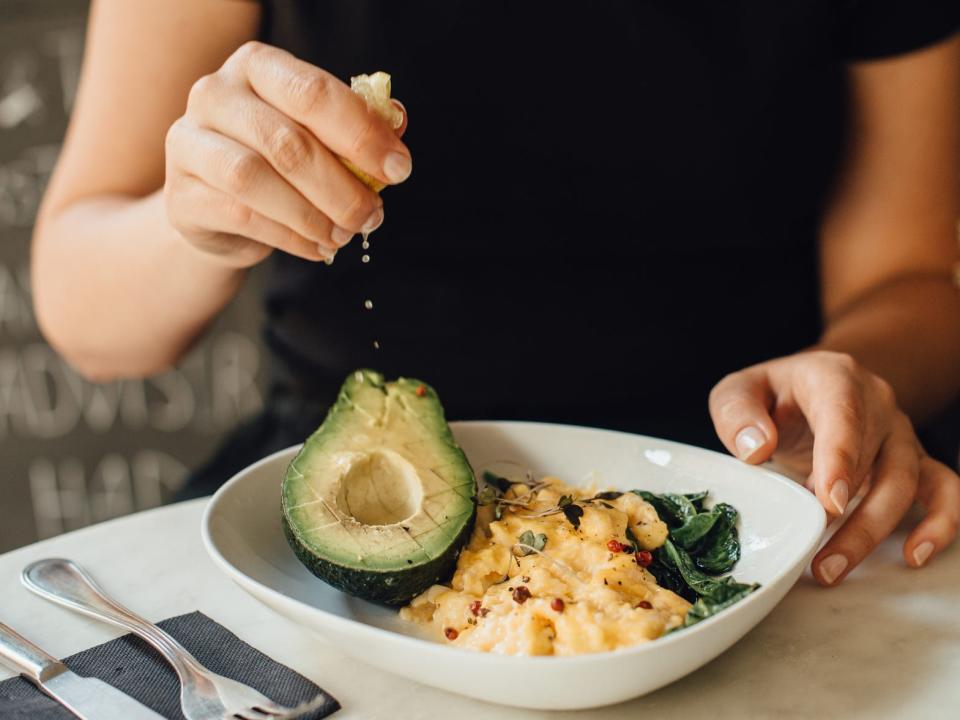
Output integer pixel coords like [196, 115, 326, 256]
[202, 421, 825, 710]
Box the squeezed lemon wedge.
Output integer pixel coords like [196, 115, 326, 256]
[342, 72, 404, 192]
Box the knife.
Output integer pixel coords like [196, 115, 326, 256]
[0, 622, 165, 719]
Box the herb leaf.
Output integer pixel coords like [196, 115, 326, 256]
[635, 489, 758, 627]
[482, 471, 513, 494]
[681, 490, 709, 509]
[694, 503, 741, 573]
[476, 487, 498, 505]
[515, 530, 548, 556]
[558, 494, 573, 508]
[666, 493, 699, 523]
[660, 538, 759, 627]
[684, 584, 757, 626]
[661, 539, 751, 601]
[561, 503, 584, 529]
[632, 491, 696, 527]
[624, 526, 641, 554]
[592, 491, 623, 501]
[670, 507, 721, 549]
[647, 550, 696, 602]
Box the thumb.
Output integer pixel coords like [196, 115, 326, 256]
[709, 367, 779, 464]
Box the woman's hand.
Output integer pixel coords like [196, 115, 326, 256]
[709, 350, 960, 586]
[164, 41, 411, 267]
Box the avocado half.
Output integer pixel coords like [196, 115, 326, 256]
[282, 370, 477, 606]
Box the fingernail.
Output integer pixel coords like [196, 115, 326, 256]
[331, 226, 354, 247]
[361, 206, 384, 233]
[913, 541, 935, 567]
[830, 480, 849, 515]
[819, 554, 848, 585]
[734, 426, 765, 460]
[383, 151, 412, 183]
[323, 250, 336, 266]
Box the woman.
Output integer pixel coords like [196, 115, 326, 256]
[32, 1, 960, 587]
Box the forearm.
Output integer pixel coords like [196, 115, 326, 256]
[815, 272, 960, 423]
[32, 191, 245, 380]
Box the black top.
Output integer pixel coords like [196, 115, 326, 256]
[180, 1, 959, 497]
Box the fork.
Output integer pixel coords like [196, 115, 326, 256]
[22, 558, 330, 720]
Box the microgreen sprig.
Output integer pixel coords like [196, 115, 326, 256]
[513, 530, 547, 557]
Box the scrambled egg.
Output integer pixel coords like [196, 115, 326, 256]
[400, 476, 691, 655]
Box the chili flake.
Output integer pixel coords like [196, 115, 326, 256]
[415, 384, 427, 397]
[444, 627, 459, 640]
[607, 539, 629, 553]
[635, 550, 653, 567]
[636, 600, 653, 610]
[469, 600, 483, 617]
[551, 598, 565, 613]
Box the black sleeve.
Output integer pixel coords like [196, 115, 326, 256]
[838, 0, 960, 61]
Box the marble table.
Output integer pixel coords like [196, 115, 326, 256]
[1, 499, 957, 719]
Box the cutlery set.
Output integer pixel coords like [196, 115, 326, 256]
[1, 558, 327, 720]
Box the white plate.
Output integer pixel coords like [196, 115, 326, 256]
[202, 421, 825, 710]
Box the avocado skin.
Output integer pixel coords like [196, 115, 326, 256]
[282, 510, 476, 606]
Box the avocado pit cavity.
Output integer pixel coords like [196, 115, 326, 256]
[336, 449, 423, 527]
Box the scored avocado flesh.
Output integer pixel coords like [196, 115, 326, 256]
[282, 370, 477, 605]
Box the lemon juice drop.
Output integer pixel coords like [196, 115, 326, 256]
[339, 71, 400, 357]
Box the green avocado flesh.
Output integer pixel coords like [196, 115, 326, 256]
[282, 370, 477, 606]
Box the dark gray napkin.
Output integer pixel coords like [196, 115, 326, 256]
[0, 611, 339, 719]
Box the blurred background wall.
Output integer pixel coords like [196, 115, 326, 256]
[0, 0, 267, 552]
